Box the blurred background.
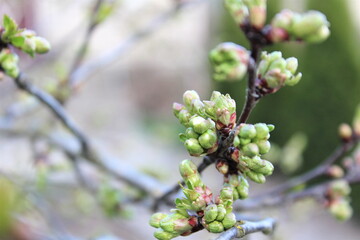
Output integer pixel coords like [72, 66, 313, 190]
[0, 0, 359, 239]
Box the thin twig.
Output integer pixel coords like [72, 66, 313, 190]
[216, 218, 276, 240]
[67, 0, 105, 85]
[69, 0, 206, 88]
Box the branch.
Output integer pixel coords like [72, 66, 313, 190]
[67, 0, 105, 86]
[69, 0, 206, 88]
[216, 218, 276, 240]
[13, 73, 90, 155]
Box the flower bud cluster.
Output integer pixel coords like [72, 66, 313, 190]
[256, 51, 302, 94]
[326, 180, 353, 221]
[209, 42, 250, 82]
[269, 9, 330, 43]
[0, 49, 19, 78]
[151, 160, 238, 239]
[174, 91, 237, 156]
[224, 0, 267, 29]
[225, 174, 249, 200]
[1, 15, 51, 57]
[231, 123, 275, 183]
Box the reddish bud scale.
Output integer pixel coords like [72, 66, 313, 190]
[231, 148, 240, 163]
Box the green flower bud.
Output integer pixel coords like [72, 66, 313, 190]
[285, 57, 298, 75]
[285, 72, 302, 86]
[329, 180, 351, 197]
[220, 186, 234, 201]
[224, 0, 249, 26]
[183, 90, 200, 109]
[154, 229, 178, 240]
[233, 135, 240, 147]
[256, 140, 271, 154]
[184, 138, 204, 156]
[222, 212, 236, 229]
[209, 42, 250, 82]
[329, 200, 353, 222]
[254, 123, 269, 139]
[0, 51, 20, 78]
[245, 170, 266, 184]
[305, 25, 330, 43]
[184, 127, 199, 139]
[216, 204, 227, 221]
[268, 58, 286, 71]
[178, 109, 191, 126]
[34, 36, 51, 54]
[205, 204, 218, 223]
[179, 160, 202, 186]
[189, 116, 211, 134]
[292, 11, 329, 38]
[173, 102, 185, 118]
[243, 156, 274, 176]
[190, 98, 205, 115]
[242, 143, 259, 157]
[239, 124, 257, 139]
[199, 129, 217, 149]
[20, 37, 36, 56]
[159, 213, 193, 235]
[208, 221, 224, 233]
[248, 2, 267, 29]
[232, 187, 240, 200]
[236, 176, 249, 199]
[271, 9, 294, 30]
[150, 213, 168, 228]
[267, 124, 275, 132]
[240, 138, 251, 145]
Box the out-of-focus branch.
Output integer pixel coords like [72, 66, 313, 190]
[216, 218, 276, 240]
[13, 73, 90, 155]
[67, 0, 105, 85]
[69, 0, 207, 88]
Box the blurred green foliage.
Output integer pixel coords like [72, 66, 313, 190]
[214, 0, 360, 215]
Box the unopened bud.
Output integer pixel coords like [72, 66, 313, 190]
[249, 5, 266, 29]
[150, 213, 168, 228]
[34, 36, 51, 54]
[285, 57, 298, 74]
[185, 127, 199, 139]
[179, 160, 200, 183]
[173, 103, 185, 118]
[208, 221, 224, 233]
[205, 204, 218, 223]
[222, 212, 236, 229]
[178, 109, 191, 126]
[220, 186, 233, 201]
[183, 90, 200, 109]
[189, 116, 212, 134]
[216, 160, 229, 175]
[224, 0, 249, 26]
[329, 200, 353, 222]
[154, 229, 178, 240]
[185, 138, 204, 156]
[338, 123, 352, 141]
[254, 123, 270, 139]
[244, 169, 266, 184]
[326, 165, 344, 179]
[242, 143, 259, 157]
[256, 140, 271, 154]
[329, 180, 351, 197]
[159, 213, 193, 235]
[233, 135, 240, 147]
[239, 124, 257, 139]
[236, 176, 249, 199]
[271, 9, 294, 30]
[199, 129, 217, 149]
[292, 11, 329, 39]
[216, 204, 227, 221]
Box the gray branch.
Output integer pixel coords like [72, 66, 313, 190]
[216, 218, 276, 240]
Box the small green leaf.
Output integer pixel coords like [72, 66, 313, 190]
[2, 15, 18, 41]
[10, 36, 25, 47]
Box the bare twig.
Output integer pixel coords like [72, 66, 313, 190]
[69, 0, 206, 88]
[216, 218, 276, 240]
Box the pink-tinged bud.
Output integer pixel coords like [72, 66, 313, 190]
[173, 102, 185, 118]
[249, 5, 266, 29]
[326, 165, 344, 179]
[338, 123, 352, 141]
[267, 27, 289, 43]
[150, 213, 168, 228]
[183, 90, 200, 109]
[216, 160, 229, 175]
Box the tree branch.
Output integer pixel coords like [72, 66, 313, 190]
[216, 218, 276, 240]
